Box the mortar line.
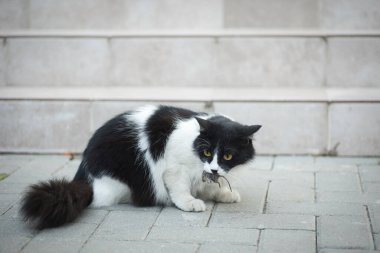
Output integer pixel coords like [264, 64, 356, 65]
[261, 180, 272, 214]
[315, 216, 319, 253]
[357, 165, 365, 194]
[77, 210, 111, 253]
[270, 156, 276, 171]
[365, 205, 376, 250]
[143, 206, 163, 241]
[194, 244, 202, 253]
[255, 229, 263, 253]
[313, 172, 317, 203]
[206, 202, 217, 227]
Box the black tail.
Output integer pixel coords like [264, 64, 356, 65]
[20, 179, 93, 230]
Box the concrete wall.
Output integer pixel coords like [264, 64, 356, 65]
[0, 37, 379, 87]
[1, 0, 380, 30]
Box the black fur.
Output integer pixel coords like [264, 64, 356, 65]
[74, 113, 157, 206]
[193, 116, 261, 172]
[146, 106, 198, 161]
[20, 179, 92, 230]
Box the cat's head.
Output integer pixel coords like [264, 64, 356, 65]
[193, 115, 261, 176]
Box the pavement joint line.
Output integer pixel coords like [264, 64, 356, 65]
[357, 165, 365, 194]
[313, 172, 317, 203]
[51, 160, 71, 176]
[17, 236, 34, 253]
[261, 180, 271, 214]
[205, 202, 216, 227]
[365, 205, 377, 250]
[143, 206, 163, 241]
[270, 155, 277, 171]
[315, 216, 319, 253]
[194, 244, 202, 253]
[77, 210, 111, 253]
[255, 229, 264, 253]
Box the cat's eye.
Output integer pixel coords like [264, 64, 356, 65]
[203, 149, 212, 157]
[223, 154, 233, 161]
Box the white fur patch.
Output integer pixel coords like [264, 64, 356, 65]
[91, 176, 131, 207]
[127, 105, 171, 205]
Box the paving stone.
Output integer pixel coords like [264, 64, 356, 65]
[359, 166, 380, 182]
[81, 239, 198, 253]
[273, 156, 315, 171]
[363, 182, 380, 193]
[75, 209, 109, 225]
[209, 213, 315, 230]
[317, 191, 380, 204]
[155, 206, 212, 227]
[266, 201, 367, 216]
[375, 234, 380, 251]
[259, 230, 315, 253]
[0, 156, 33, 175]
[214, 103, 327, 155]
[0, 217, 36, 237]
[198, 243, 256, 253]
[268, 180, 314, 202]
[33, 222, 98, 242]
[215, 181, 267, 213]
[320, 249, 380, 253]
[0, 235, 31, 253]
[1, 201, 22, 220]
[93, 204, 162, 212]
[315, 157, 380, 166]
[147, 226, 258, 245]
[93, 210, 160, 240]
[52, 159, 81, 179]
[0, 193, 21, 215]
[224, 0, 318, 28]
[320, 0, 380, 29]
[0, 182, 30, 194]
[368, 205, 380, 234]
[329, 104, 380, 156]
[318, 216, 371, 249]
[316, 172, 361, 192]
[4, 156, 69, 183]
[21, 238, 83, 253]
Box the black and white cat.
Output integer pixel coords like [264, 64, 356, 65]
[21, 105, 261, 229]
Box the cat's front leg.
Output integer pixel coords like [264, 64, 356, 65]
[163, 169, 206, 212]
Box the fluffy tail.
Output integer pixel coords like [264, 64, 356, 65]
[20, 179, 93, 230]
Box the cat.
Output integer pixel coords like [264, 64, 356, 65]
[21, 105, 261, 229]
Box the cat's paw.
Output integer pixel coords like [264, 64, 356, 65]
[216, 189, 241, 203]
[177, 198, 206, 212]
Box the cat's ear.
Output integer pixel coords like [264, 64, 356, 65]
[195, 117, 210, 132]
[244, 125, 262, 138]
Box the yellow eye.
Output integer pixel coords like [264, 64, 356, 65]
[223, 154, 233, 161]
[203, 149, 212, 157]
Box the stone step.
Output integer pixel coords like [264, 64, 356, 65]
[1, 31, 379, 88]
[1, 87, 379, 156]
[1, 0, 379, 30]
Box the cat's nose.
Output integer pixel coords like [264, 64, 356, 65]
[211, 170, 218, 175]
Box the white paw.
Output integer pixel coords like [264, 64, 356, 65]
[216, 189, 241, 203]
[178, 198, 207, 212]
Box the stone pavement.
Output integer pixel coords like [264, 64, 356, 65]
[1, 154, 380, 253]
